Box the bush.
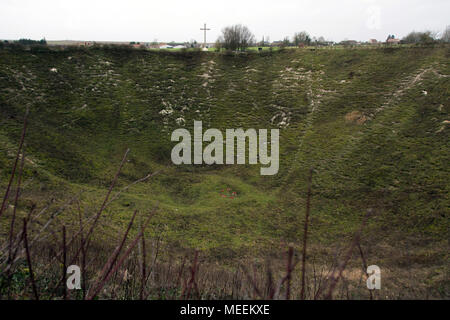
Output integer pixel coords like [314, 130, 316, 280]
[402, 31, 437, 45]
[17, 38, 47, 45]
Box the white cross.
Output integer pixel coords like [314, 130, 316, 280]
[200, 23, 210, 49]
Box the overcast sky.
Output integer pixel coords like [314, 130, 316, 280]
[0, 0, 448, 43]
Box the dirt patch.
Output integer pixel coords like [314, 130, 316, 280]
[345, 111, 367, 125]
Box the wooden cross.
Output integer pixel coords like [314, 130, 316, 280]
[200, 23, 210, 49]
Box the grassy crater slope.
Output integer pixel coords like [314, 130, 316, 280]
[0, 46, 448, 262]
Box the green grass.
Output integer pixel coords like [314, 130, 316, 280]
[0, 45, 448, 263]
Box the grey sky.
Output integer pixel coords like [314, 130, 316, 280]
[1, 0, 448, 43]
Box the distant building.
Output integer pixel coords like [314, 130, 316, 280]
[387, 38, 400, 45]
[386, 35, 400, 45]
[340, 40, 359, 46]
[369, 39, 378, 44]
[159, 44, 173, 49]
[271, 41, 284, 47]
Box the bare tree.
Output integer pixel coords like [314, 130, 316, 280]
[215, 36, 224, 51]
[441, 26, 450, 43]
[293, 31, 311, 46]
[217, 24, 255, 51]
[281, 37, 290, 47]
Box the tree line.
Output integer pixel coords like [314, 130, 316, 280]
[2, 26, 449, 52]
[214, 24, 450, 51]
